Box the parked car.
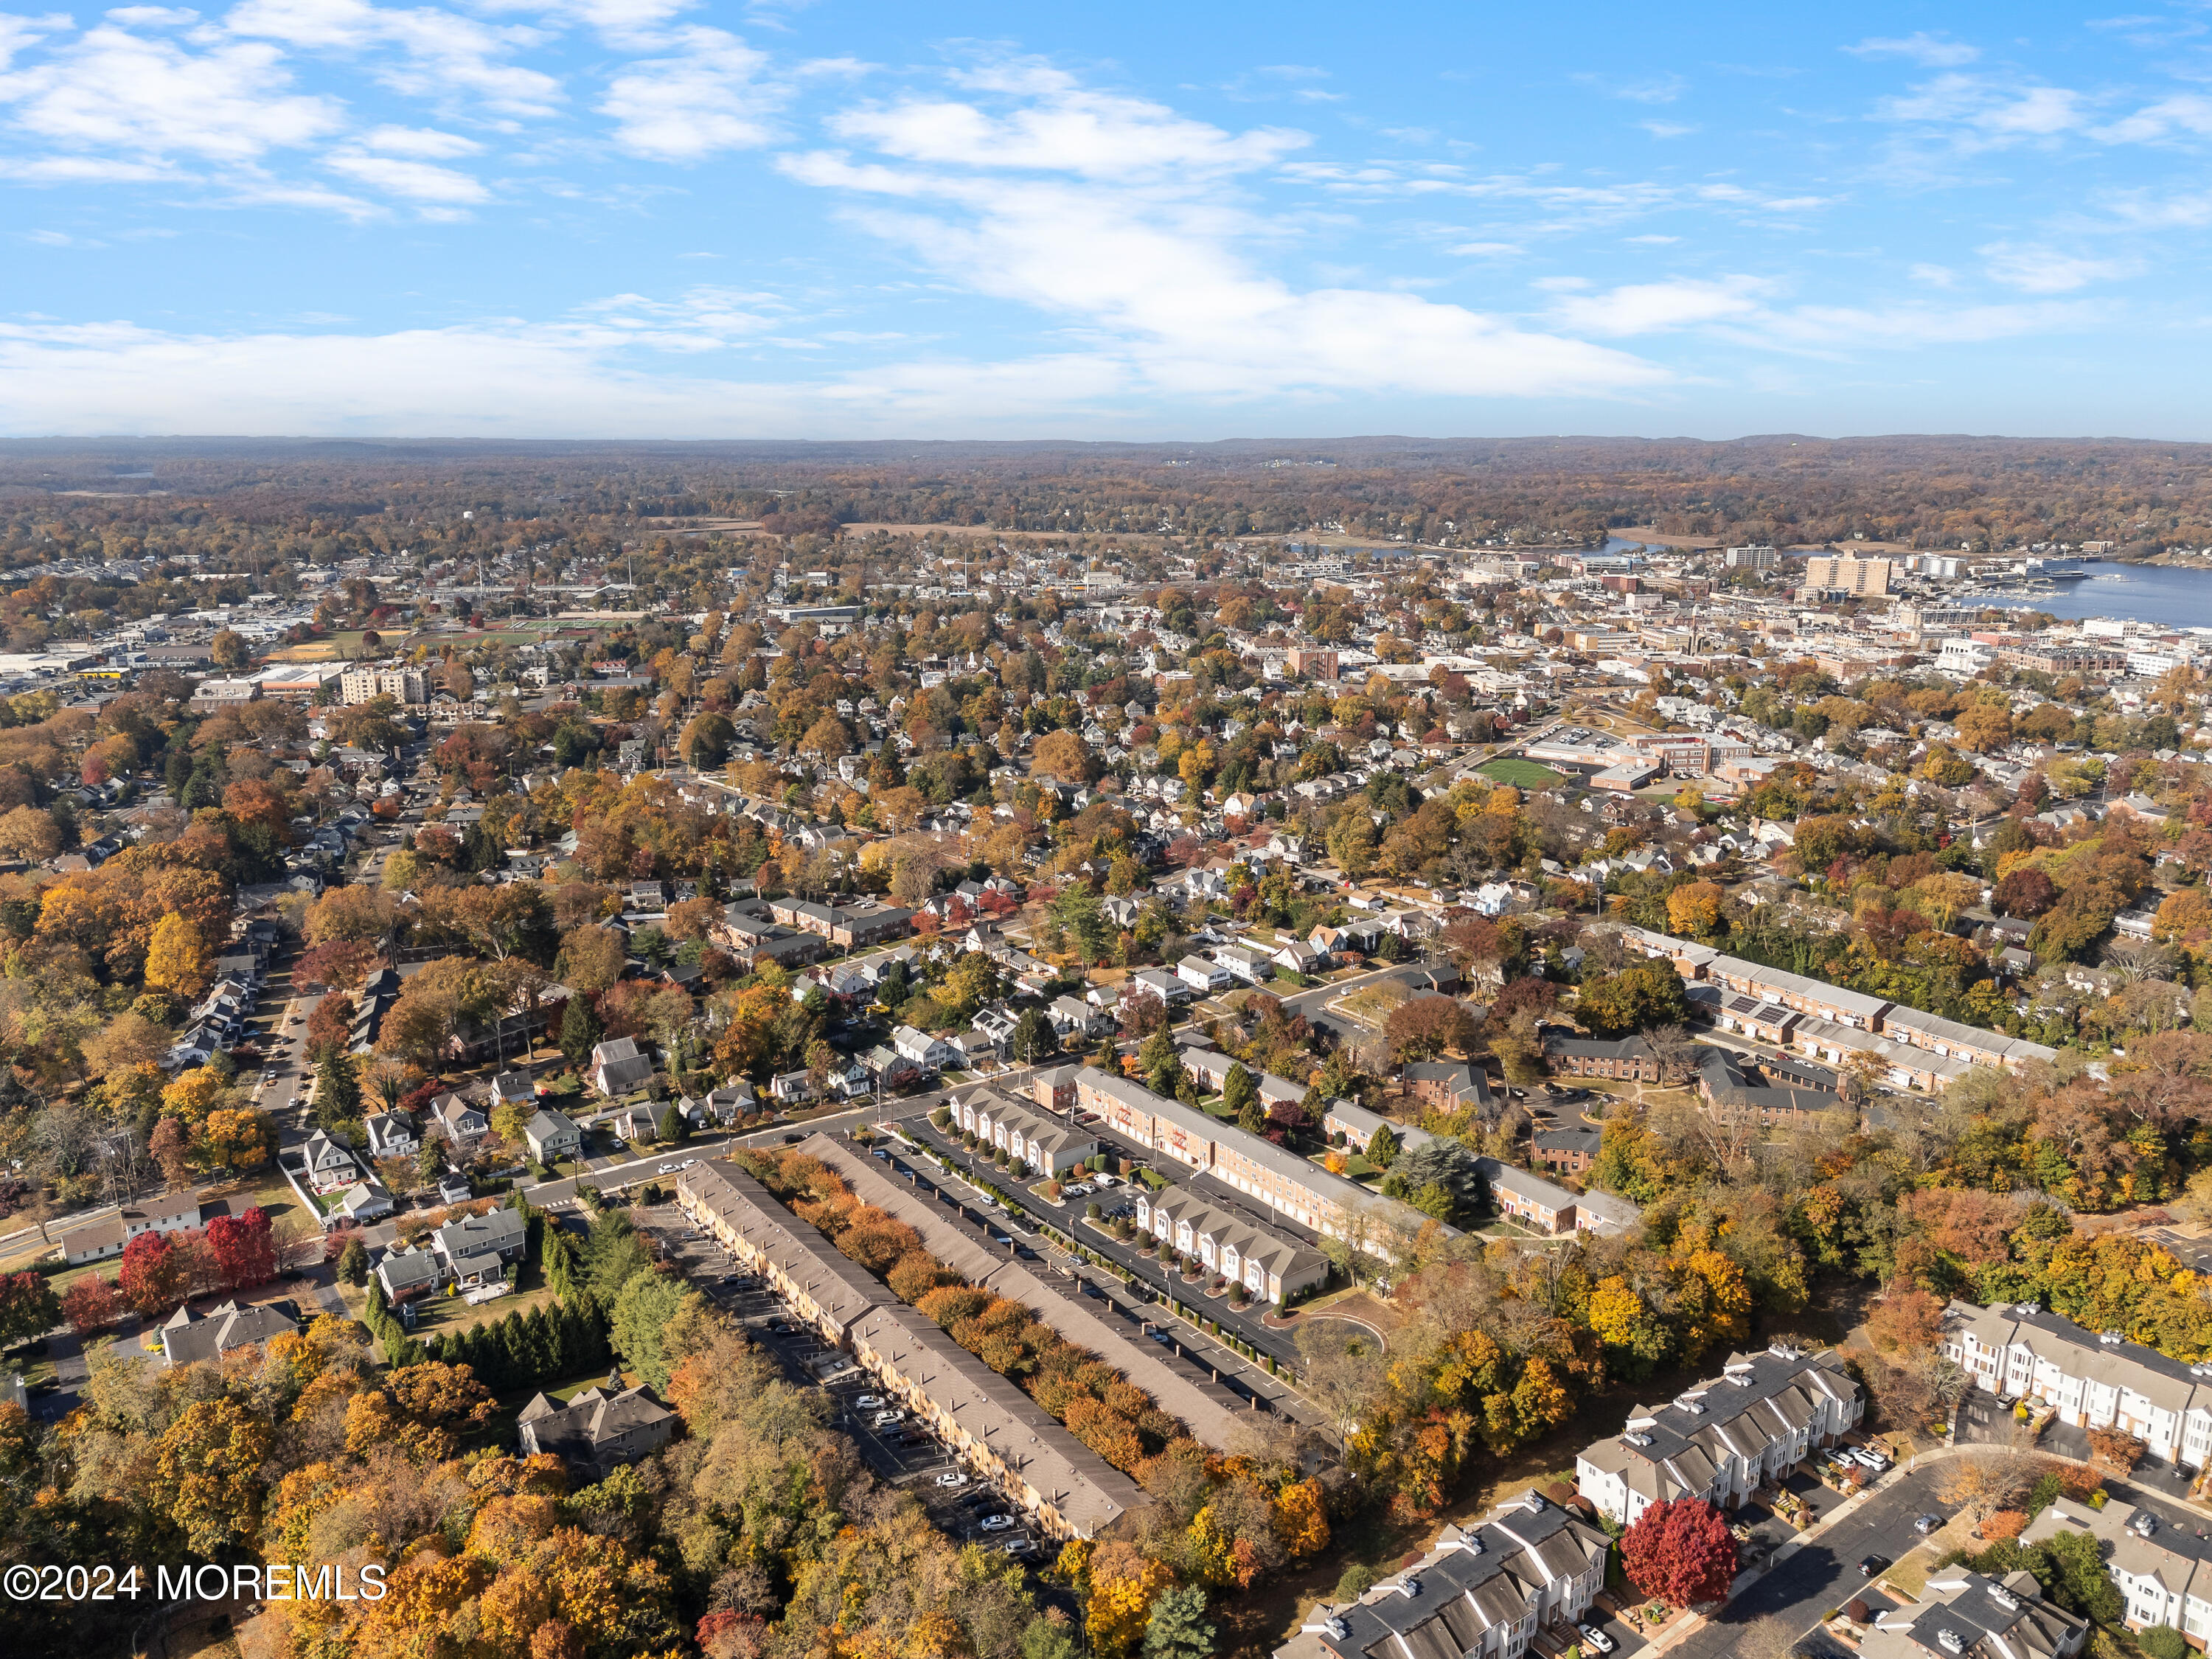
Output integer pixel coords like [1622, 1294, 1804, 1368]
[855, 1394, 886, 1409]
[870, 1410, 905, 1428]
[1859, 1555, 1890, 1578]
[1913, 1515, 1941, 1534]
[935, 1472, 967, 1487]
[979, 1514, 1015, 1533]
[1003, 1537, 1034, 1556]
[656, 1163, 677, 1175]
[1578, 1625, 1614, 1654]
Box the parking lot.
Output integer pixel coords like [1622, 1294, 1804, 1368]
[633, 1203, 1052, 1566]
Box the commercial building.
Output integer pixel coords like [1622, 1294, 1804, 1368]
[1272, 1491, 1608, 1659]
[1941, 1300, 2212, 1471]
[1573, 1344, 1863, 1524]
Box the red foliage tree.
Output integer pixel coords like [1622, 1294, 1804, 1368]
[296, 939, 378, 990]
[61, 1274, 121, 1335]
[205, 1207, 276, 1291]
[306, 992, 356, 1060]
[1619, 1498, 1738, 1607]
[119, 1230, 187, 1315]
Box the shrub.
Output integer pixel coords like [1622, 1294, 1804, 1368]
[1334, 1563, 1375, 1602]
[2141, 1630, 2188, 1659]
[1087, 1201, 1102, 1220]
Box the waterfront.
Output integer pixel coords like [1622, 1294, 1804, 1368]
[1964, 561, 2212, 629]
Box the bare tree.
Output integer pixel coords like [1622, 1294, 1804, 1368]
[1644, 1023, 1697, 1085]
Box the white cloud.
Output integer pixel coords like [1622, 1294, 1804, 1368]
[830, 71, 1306, 180]
[1875, 73, 2086, 147]
[599, 26, 776, 159]
[105, 7, 201, 25]
[324, 147, 484, 201]
[0, 13, 72, 71]
[1846, 32, 1979, 66]
[1979, 241, 2136, 293]
[1551, 274, 1772, 335]
[0, 24, 342, 159]
[363, 122, 476, 156]
[1642, 120, 1695, 139]
[223, 0, 563, 119]
[786, 72, 1666, 402]
[1909, 262, 1956, 286]
[2096, 94, 2212, 145]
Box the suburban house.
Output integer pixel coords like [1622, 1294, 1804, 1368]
[524, 1109, 583, 1164]
[492, 1071, 536, 1109]
[375, 1242, 443, 1302]
[299, 1130, 361, 1193]
[426, 1093, 489, 1148]
[892, 1025, 959, 1071]
[1573, 1344, 1864, 1524]
[364, 1110, 419, 1160]
[1271, 1492, 1608, 1659]
[519, 1382, 677, 1479]
[62, 1189, 206, 1265]
[157, 1298, 302, 1368]
[433, 1207, 529, 1288]
[1941, 1299, 2212, 1470]
[589, 1037, 656, 1097]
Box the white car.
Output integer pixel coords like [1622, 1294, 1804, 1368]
[871, 1410, 905, 1427]
[978, 1514, 1015, 1532]
[1579, 1626, 1614, 1654]
[855, 1394, 886, 1409]
[656, 1163, 676, 1175]
[1850, 1447, 1888, 1472]
[935, 1472, 967, 1488]
[681, 1158, 698, 1169]
[1002, 1537, 1034, 1556]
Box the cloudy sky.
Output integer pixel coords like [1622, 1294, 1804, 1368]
[2, 1, 2208, 438]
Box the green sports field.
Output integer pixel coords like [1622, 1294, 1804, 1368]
[1478, 757, 1567, 787]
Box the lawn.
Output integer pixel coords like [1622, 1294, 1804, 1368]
[1478, 757, 1567, 787]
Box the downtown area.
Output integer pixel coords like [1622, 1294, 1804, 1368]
[4, 436, 2212, 1659]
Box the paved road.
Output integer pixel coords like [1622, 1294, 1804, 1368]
[1664, 1467, 1944, 1659]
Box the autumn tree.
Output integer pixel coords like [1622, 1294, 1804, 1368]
[144, 913, 215, 999]
[1665, 880, 1726, 941]
[1619, 1498, 1736, 1607]
[1033, 729, 1100, 784]
[0, 1270, 60, 1347]
[61, 1274, 119, 1335]
[1385, 994, 1478, 1062]
[119, 1231, 186, 1315]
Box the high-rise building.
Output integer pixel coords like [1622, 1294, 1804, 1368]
[1800, 555, 1893, 596]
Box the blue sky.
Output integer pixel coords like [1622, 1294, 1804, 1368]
[2, 2, 2210, 439]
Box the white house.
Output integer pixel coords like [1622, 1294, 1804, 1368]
[892, 1025, 959, 1071]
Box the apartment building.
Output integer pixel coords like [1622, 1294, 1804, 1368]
[1285, 647, 1339, 682]
[1615, 926, 2057, 1087]
[339, 664, 428, 706]
[1574, 1345, 1863, 1524]
[2025, 1496, 2211, 1642]
[1132, 1181, 1330, 1304]
[1862, 1571, 2087, 1659]
[676, 1158, 1150, 1539]
[1072, 1067, 1447, 1257]
[1941, 1300, 2212, 1470]
[1477, 1160, 1641, 1238]
[949, 1088, 1099, 1177]
[1801, 555, 1894, 597]
[1273, 1491, 1607, 1659]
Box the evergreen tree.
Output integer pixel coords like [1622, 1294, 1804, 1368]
[1141, 1586, 1215, 1659]
[499, 1311, 533, 1384]
[337, 1236, 369, 1285]
[524, 1304, 560, 1377]
[316, 1051, 363, 1135]
[560, 996, 603, 1065]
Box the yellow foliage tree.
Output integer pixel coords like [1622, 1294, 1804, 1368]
[160, 1066, 229, 1133]
[1086, 1541, 1175, 1658]
[1270, 1478, 1330, 1559]
[156, 1398, 274, 1552]
[1664, 880, 1725, 939]
[198, 1107, 269, 1171]
[142, 911, 213, 1000]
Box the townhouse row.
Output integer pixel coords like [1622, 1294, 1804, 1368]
[1072, 1066, 1453, 1259]
[1942, 1299, 2212, 1470]
[675, 1158, 1149, 1540]
[1573, 1344, 1863, 1524]
[1617, 925, 2057, 1090]
[1273, 1491, 1608, 1659]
